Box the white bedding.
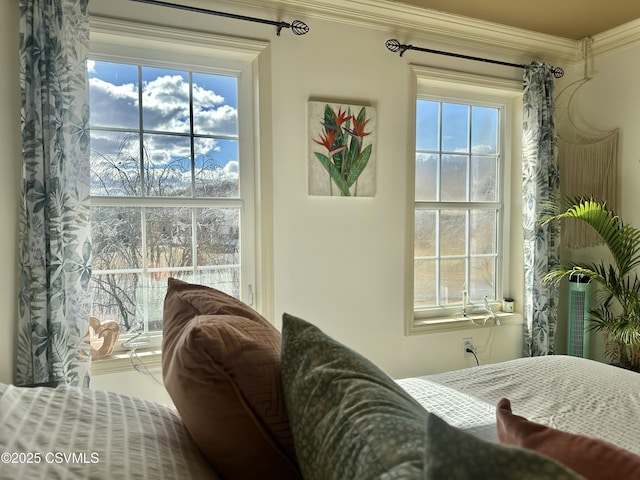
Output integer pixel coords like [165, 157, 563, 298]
[2, 355, 638, 479]
[399, 355, 640, 455]
[397, 377, 497, 442]
[0, 384, 220, 480]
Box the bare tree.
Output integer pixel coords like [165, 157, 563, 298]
[90, 133, 239, 333]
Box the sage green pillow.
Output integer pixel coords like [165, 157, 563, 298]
[280, 313, 583, 480]
[281, 313, 425, 479]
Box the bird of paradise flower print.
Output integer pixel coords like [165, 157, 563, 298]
[309, 101, 376, 196]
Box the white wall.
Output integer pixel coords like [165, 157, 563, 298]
[6, 0, 631, 400]
[554, 40, 640, 363]
[92, 367, 172, 404]
[0, 1, 21, 384]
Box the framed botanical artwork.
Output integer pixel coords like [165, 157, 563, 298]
[308, 101, 376, 196]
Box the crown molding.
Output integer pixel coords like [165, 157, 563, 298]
[591, 17, 640, 56]
[126, 0, 640, 66]
[210, 0, 579, 65]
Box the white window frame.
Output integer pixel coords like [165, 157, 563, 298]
[89, 17, 268, 366]
[407, 66, 523, 334]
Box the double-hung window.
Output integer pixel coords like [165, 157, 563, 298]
[411, 68, 521, 329]
[88, 21, 262, 350]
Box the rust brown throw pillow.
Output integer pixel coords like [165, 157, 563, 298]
[496, 397, 640, 480]
[162, 278, 301, 480]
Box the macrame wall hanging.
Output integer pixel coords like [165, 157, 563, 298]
[556, 37, 619, 248]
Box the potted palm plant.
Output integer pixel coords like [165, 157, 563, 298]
[542, 198, 640, 371]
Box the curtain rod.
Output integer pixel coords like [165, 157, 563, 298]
[130, 0, 309, 36]
[385, 39, 565, 78]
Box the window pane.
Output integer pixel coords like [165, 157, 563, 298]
[91, 206, 142, 270]
[88, 61, 139, 129]
[441, 155, 468, 202]
[91, 272, 140, 334]
[470, 256, 496, 300]
[91, 131, 141, 196]
[92, 270, 180, 334]
[143, 134, 192, 197]
[141, 67, 190, 133]
[442, 103, 469, 153]
[196, 207, 240, 266]
[414, 210, 436, 257]
[193, 268, 240, 299]
[416, 100, 439, 151]
[194, 138, 239, 197]
[193, 73, 238, 136]
[470, 210, 496, 254]
[471, 106, 498, 154]
[440, 210, 466, 256]
[471, 156, 497, 202]
[440, 258, 465, 305]
[137, 272, 175, 332]
[146, 207, 193, 268]
[414, 259, 436, 308]
[415, 153, 437, 201]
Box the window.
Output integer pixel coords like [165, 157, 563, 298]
[411, 67, 521, 328]
[88, 21, 264, 350]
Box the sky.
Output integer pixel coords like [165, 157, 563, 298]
[87, 60, 240, 188]
[415, 99, 500, 202]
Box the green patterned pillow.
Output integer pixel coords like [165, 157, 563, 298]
[280, 313, 583, 480]
[281, 313, 425, 479]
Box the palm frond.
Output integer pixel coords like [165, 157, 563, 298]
[542, 198, 640, 275]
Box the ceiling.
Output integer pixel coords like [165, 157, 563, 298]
[393, 0, 640, 40]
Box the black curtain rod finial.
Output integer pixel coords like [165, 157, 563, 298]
[290, 20, 310, 36]
[274, 19, 309, 36]
[385, 38, 401, 52]
[385, 38, 410, 57]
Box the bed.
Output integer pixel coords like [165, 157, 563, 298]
[398, 354, 640, 455]
[1, 355, 638, 479]
[2, 279, 639, 479]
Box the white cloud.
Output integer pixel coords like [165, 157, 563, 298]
[90, 71, 238, 169]
[223, 161, 239, 178]
[89, 77, 139, 129]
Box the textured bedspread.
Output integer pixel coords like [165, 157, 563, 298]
[400, 355, 640, 455]
[0, 384, 220, 479]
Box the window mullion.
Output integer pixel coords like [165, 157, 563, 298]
[466, 106, 472, 296]
[188, 71, 199, 278]
[435, 209, 441, 306]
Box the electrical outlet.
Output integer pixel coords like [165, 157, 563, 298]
[462, 337, 474, 358]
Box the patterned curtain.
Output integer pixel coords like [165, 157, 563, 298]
[17, 0, 92, 386]
[522, 63, 560, 357]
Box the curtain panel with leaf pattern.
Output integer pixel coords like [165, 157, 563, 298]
[17, 0, 92, 386]
[522, 62, 560, 357]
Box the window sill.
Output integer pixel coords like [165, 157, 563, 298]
[408, 312, 523, 335]
[91, 349, 162, 375]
